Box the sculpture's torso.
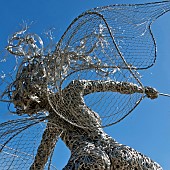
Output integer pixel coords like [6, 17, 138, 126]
[50, 119, 162, 170]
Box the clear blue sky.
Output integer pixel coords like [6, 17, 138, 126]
[0, 0, 170, 169]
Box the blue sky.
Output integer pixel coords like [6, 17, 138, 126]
[0, 0, 170, 169]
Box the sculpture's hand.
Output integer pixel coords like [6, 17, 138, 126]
[144, 86, 159, 99]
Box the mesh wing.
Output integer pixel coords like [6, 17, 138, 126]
[0, 116, 57, 170]
[47, 1, 170, 127]
[48, 12, 144, 128]
[90, 0, 170, 69]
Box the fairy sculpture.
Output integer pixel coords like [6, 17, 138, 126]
[0, 1, 170, 169]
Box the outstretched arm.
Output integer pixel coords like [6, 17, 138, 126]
[71, 80, 159, 99]
[30, 122, 62, 170]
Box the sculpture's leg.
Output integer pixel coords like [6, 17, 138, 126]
[63, 143, 111, 170]
[30, 123, 60, 170]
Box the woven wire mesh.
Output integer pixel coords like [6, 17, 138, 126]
[90, 0, 170, 69]
[0, 1, 170, 169]
[0, 116, 57, 170]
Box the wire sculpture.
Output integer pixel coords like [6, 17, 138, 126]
[0, 1, 170, 169]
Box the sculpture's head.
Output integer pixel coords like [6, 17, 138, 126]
[11, 60, 48, 115]
[0, 27, 54, 116]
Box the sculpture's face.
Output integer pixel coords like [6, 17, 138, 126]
[12, 84, 41, 115]
[11, 63, 48, 115]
